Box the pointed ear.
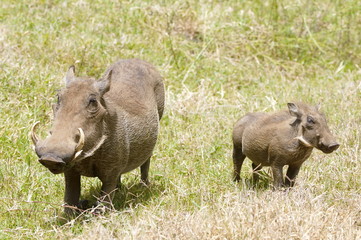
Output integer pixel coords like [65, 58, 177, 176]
[95, 69, 112, 96]
[288, 103, 302, 118]
[315, 103, 321, 111]
[64, 65, 76, 86]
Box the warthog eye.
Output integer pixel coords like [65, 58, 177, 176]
[307, 116, 315, 124]
[87, 97, 99, 113]
[306, 116, 316, 129]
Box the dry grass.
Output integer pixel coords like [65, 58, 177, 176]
[0, 0, 360, 239]
[68, 188, 361, 240]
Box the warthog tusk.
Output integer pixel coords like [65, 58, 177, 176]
[73, 135, 107, 162]
[75, 128, 85, 153]
[295, 136, 313, 148]
[30, 121, 40, 145]
[74, 150, 83, 159]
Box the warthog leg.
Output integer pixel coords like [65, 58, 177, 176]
[64, 169, 81, 215]
[140, 157, 151, 185]
[252, 163, 263, 184]
[271, 164, 284, 189]
[285, 164, 302, 187]
[99, 176, 120, 208]
[232, 145, 246, 182]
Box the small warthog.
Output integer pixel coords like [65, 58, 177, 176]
[232, 102, 339, 188]
[31, 59, 164, 213]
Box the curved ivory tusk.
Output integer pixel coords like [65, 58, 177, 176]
[30, 121, 40, 145]
[73, 135, 107, 162]
[74, 150, 83, 159]
[75, 128, 85, 153]
[295, 136, 313, 148]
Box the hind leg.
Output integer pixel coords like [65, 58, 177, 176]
[252, 163, 262, 184]
[233, 145, 246, 182]
[140, 157, 151, 185]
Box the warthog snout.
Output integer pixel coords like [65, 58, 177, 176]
[319, 142, 340, 154]
[31, 122, 85, 174]
[317, 132, 340, 154]
[39, 155, 66, 174]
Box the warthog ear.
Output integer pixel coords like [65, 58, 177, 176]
[315, 103, 321, 111]
[288, 102, 302, 118]
[64, 65, 76, 86]
[95, 69, 112, 96]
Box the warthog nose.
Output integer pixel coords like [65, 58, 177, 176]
[39, 155, 66, 174]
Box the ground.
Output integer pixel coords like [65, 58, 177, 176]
[0, 0, 360, 239]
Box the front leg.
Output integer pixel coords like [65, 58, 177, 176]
[100, 177, 120, 205]
[64, 169, 81, 214]
[271, 164, 284, 189]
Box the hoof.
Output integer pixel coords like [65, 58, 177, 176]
[77, 199, 90, 210]
[89, 201, 110, 214]
[140, 179, 150, 187]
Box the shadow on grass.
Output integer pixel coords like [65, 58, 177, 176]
[87, 179, 165, 209]
[56, 178, 165, 224]
[238, 171, 272, 191]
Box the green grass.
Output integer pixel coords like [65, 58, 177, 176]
[1, 0, 360, 239]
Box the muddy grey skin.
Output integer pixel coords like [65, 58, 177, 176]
[31, 59, 165, 214]
[232, 102, 339, 189]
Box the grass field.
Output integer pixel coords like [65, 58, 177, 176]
[1, 0, 360, 239]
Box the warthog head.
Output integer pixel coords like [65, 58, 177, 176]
[288, 102, 339, 154]
[31, 66, 112, 174]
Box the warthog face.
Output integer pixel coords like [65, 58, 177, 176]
[288, 103, 339, 154]
[31, 66, 112, 174]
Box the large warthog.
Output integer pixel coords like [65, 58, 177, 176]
[31, 59, 164, 213]
[232, 102, 339, 188]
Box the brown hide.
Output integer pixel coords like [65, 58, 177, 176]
[31, 59, 165, 213]
[232, 102, 339, 188]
